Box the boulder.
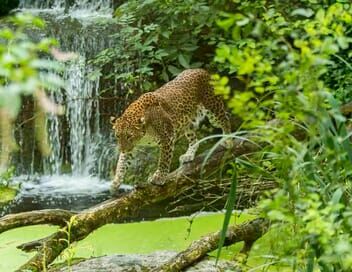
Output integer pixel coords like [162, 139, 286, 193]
[56, 251, 241, 272]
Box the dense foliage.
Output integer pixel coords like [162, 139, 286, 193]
[91, 0, 231, 92]
[214, 1, 352, 270]
[1, 1, 352, 270]
[90, 1, 352, 270]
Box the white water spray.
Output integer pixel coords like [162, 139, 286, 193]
[20, 0, 115, 178]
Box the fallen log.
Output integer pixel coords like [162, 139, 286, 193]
[14, 177, 275, 254]
[0, 209, 76, 234]
[153, 218, 270, 272]
[9, 138, 259, 272]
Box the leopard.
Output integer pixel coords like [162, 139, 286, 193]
[110, 69, 232, 192]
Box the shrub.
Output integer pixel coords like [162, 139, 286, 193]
[214, 1, 352, 270]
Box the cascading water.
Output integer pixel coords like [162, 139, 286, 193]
[1, 0, 128, 215]
[45, 59, 102, 176]
[22, 0, 116, 177]
[19, 0, 113, 14]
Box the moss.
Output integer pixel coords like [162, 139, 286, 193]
[0, 185, 17, 208]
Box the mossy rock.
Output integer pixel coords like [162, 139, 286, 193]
[0, 186, 17, 208]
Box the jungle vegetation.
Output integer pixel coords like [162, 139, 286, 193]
[1, 0, 352, 271]
[93, 1, 352, 268]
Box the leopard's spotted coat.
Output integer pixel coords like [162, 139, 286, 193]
[110, 69, 231, 191]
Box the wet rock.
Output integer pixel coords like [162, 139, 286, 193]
[0, 186, 17, 210]
[56, 251, 241, 272]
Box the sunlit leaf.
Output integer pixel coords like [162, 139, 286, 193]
[291, 8, 314, 18]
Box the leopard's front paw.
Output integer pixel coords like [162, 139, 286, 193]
[148, 170, 166, 186]
[110, 177, 122, 196]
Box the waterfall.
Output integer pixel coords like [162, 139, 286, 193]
[19, 0, 117, 177]
[19, 0, 113, 14]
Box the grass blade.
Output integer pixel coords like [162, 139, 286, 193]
[216, 163, 238, 264]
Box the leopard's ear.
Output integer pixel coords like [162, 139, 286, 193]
[110, 116, 117, 125]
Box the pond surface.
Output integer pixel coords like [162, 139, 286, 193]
[0, 212, 250, 271]
[0, 211, 292, 271]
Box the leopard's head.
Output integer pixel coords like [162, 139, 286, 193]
[110, 115, 146, 153]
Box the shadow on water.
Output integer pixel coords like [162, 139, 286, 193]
[0, 175, 132, 216]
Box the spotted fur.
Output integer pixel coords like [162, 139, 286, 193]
[111, 69, 231, 191]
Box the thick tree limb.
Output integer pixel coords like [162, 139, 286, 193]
[0, 209, 76, 234]
[14, 138, 261, 272]
[153, 218, 270, 272]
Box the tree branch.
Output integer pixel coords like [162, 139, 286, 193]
[0, 209, 76, 234]
[153, 218, 270, 272]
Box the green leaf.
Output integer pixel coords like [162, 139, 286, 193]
[291, 8, 314, 18]
[316, 9, 325, 22]
[190, 62, 203, 68]
[306, 247, 315, 272]
[232, 26, 241, 40]
[167, 65, 181, 76]
[331, 188, 343, 205]
[161, 30, 171, 39]
[161, 69, 169, 82]
[183, 45, 198, 52]
[217, 17, 236, 31]
[178, 54, 190, 68]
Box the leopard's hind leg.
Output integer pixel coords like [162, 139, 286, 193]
[202, 89, 232, 148]
[179, 128, 198, 164]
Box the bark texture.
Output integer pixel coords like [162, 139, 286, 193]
[0, 209, 76, 234]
